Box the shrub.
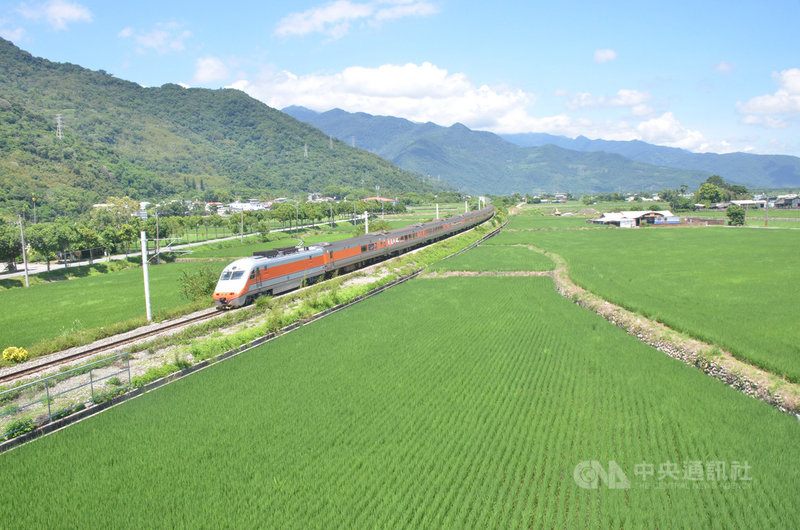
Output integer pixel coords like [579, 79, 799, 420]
[2, 347, 29, 363]
[131, 364, 180, 388]
[726, 204, 745, 226]
[3, 417, 35, 439]
[254, 295, 274, 310]
[178, 265, 219, 301]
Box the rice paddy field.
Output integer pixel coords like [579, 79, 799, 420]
[1, 275, 798, 527]
[488, 221, 800, 382]
[429, 244, 554, 272]
[506, 215, 599, 230]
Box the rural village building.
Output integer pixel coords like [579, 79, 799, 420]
[775, 194, 800, 208]
[591, 210, 680, 228]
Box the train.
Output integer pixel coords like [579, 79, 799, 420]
[212, 205, 495, 309]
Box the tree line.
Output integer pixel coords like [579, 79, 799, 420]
[0, 196, 412, 272]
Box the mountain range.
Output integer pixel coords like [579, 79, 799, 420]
[2, 34, 798, 220]
[0, 38, 441, 219]
[283, 106, 800, 195]
[500, 133, 800, 189]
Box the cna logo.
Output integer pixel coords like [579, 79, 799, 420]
[573, 461, 631, 490]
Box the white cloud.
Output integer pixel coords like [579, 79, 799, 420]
[631, 104, 653, 117]
[18, 0, 91, 30]
[635, 112, 709, 150]
[0, 25, 25, 41]
[565, 88, 650, 110]
[229, 62, 531, 130]
[228, 61, 737, 154]
[593, 48, 617, 63]
[118, 22, 191, 54]
[738, 68, 800, 115]
[192, 56, 230, 84]
[274, 0, 438, 39]
[374, 0, 438, 22]
[715, 61, 733, 74]
[740, 115, 788, 129]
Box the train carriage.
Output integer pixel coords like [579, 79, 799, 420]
[213, 205, 494, 309]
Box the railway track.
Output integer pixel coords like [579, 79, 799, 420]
[1, 214, 506, 387]
[0, 308, 228, 385]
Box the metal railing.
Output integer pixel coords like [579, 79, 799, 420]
[0, 352, 131, 441]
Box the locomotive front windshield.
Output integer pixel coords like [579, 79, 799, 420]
[219, 270, 245, 281]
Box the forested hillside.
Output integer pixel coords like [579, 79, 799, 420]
[0, 38, 441, 220]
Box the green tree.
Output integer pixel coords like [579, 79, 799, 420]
[76, 225, 101, 263]
[53, 221, 78, 266]
[696, 183, 722, 204]
[100, 226, 122, 255]
[0, 222, 22, 271]
[726, 204, 746, 226]
[118, 223, 138, 256]
[27, 222, 59, 271]
[106, 196, 141, 223]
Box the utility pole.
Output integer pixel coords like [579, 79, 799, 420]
[18, 215, 29, 288]
[141, 231, 152, 322]
[32, 196, 37, 224]
[55, 114, 63, 140]
[155, 210, 160, 265]
[240, 207, 244, 243]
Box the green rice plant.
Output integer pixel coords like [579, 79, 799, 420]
[516, 227, 800, 381]
[430, 244, 554, 272]
[506, 215, 595, 230]
[0, 277, 797, 527]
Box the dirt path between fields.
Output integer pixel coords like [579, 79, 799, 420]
[429, 248, 800, 416]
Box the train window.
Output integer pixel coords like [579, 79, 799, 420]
[231, 271, 244, 280]
[220, 271, 232, 281]
[249, 270, 256, 280]
[368, 243, 375, 251]
[361, 245, 367, 252]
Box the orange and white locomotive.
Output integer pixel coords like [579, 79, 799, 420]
[213, 205, 494, 308]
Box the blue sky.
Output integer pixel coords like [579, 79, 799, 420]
[2, 0, 799, 156]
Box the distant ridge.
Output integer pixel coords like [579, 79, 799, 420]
[284, 106, 800, 193]
[500, 133, 800, 189]
[283, 107, 710, 194]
